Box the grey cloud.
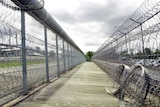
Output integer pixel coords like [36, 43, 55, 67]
[50, 0, 137, 35]
[83, 37, 104, 46]
[48, 0, 144, 52]
[84, 42, 102, 46]
[76, 0, 120, 22]
[51, 0, 130, 23]
[51, 10, 76, 23]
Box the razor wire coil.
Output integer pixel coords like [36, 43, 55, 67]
[93, 0, 160, 106]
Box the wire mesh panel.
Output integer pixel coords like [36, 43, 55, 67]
[25, 13, 46, 89]
[57, 36, 64, 74]
[47, 29, 57, 80]
[67, 44, 71, 70]
[72, 47, 78, 67]
[69, 45, 73, 68]
[0, 1, 23, 106]
[64, 41, 69, 71]
[93, 0, 160, 106]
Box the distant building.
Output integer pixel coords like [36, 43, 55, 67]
[0, 47, 21, 57]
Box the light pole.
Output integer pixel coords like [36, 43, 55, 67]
[129, 18, 146, 64]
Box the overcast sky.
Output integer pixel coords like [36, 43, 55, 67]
[44, 0, 145, 53]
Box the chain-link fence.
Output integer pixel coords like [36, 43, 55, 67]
[93, 0, 160, 106]
[0, 0, 85, 106]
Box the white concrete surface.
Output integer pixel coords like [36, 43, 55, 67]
[14, 62, 119, 107]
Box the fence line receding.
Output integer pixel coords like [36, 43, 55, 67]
[0, 0, 85, 106]
[93, 0, 160, 106]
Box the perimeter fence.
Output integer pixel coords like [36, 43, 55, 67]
[0, 0, 85, 106]
[93, 0, 160, 106]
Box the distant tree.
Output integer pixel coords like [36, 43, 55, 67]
[136, 50, 143, 56]
[154, 49, 160, 54]
[86, 51, 94, 61]
[35, 46, 40, 52]
[145, 48, 152, 55]
[130, 52, 133, 56]
[134, 50, 142, 59]
[49, 51, 56, 57]
[120, 50, 128, 56]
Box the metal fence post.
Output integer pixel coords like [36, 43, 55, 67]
[70, 45, 72, 68]
[129, 18, 146, 64]
[56, 34, 60, 77]
[44, 26, 49, 82]
[73, 48, 74, 65]
[71, 46, 72, 67]
[70, 46, 73, 68]
[63, 40, 66, 72]
[140, 24, 146, 64]
[70, 46, 72, 68]
[67, 43, 70, 70]
[72, 47, 74, 66]
[21, 11, 28, 95]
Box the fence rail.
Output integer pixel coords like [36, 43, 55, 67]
[0, 0, 85, 106]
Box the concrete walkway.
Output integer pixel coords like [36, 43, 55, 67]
[14, 62, 119, 107]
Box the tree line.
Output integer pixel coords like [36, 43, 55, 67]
[121, 48, 160, 59]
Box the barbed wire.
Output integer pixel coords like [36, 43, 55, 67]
[93, 0, 160, 106]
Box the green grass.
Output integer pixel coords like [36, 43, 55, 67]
[0, 61, 45, 68]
